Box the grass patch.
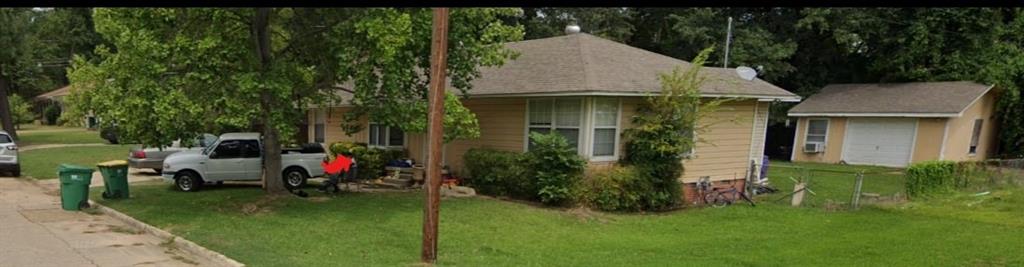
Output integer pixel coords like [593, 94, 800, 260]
[95, 165, 1024, 267]
[21, 145, 133, 179]
[759, 161, 905, 207]
[17, 127, 108, 147]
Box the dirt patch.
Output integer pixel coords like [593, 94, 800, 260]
[307, 196, 331, 203]
[566, 207, 614, 224]
[241, 194, 284, 215]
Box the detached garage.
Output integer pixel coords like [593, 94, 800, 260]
[788, 81, 999, 167]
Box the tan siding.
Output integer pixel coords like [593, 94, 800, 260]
[911, 118, 947, 163]
[943, 92, 998, 161]
[616, 97, 642, 157]
[444, 98, 527, 173]
[323, 107, 366, 143]
[307, 107, 367, 145]
[791, 117, 847, 164]
[313, 96, 762, 184]
[681, 100, 757, 183]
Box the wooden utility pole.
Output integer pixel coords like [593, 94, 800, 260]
[422, 7, 449, 264]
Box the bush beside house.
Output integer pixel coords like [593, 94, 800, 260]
[463, 148, 532, 198]
[327, 142, 406, 180]
[463, 132, 585, 206]
[523, 132, 586, 206]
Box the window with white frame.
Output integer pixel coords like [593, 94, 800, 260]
[527, 98, 582, 152]
[591, 98, 619, 158]
[314, 109, 326, 143]
[805, 119, 829, 145]
[969, 119, 983, 154]
[369, 122, 405, 147]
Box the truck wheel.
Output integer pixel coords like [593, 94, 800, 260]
[283, 168, 308, 189]
[175, 171, 203, 192]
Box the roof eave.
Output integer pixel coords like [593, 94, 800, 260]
[787, 112, 959, 118]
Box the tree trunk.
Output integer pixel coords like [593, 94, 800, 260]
[261, 115, 286, 193]
[0, 69, 18, 140]
[252, 8, 286, 193]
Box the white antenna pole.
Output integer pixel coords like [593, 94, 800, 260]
[724, 16, 733, 68]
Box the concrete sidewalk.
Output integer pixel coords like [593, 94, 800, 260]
[0, 178, 216, 267]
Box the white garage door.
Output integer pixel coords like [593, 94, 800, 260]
[842, 118, 917, 167]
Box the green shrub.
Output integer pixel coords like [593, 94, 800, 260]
[906, 160, 962, 197]
[327, 142, 406, 180]
[523, 132, 585, 206]
[43, 105, 61, 125]
[463, 148, 531, 198]
[579, 166, 652, 211]
[617, 48, 720, 211]
[9, 94, 34, 126]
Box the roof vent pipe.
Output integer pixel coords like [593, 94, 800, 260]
[565, 24, 581, 35]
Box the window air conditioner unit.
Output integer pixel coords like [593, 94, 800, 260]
[804, 142, 824, 153]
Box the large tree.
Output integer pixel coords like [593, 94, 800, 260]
[0, 8, 36, 139]
[69, 8, 523, 193]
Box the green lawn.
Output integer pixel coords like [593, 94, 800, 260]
[22, 145, 133, 179]
[760, 161, 906, 206]
[17, 126, 108, 147]
[94, 161, 1024, 266]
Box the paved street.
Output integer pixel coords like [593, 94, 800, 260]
[0, 177, 215, 267]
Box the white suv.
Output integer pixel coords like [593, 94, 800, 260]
[0, 131, 18, 177]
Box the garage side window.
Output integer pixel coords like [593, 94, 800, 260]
[969, 119, 983, 154]
[806, 119, 829, 144]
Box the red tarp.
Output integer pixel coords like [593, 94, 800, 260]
[321, 155, 352, 175]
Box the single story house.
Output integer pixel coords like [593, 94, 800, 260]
[788, 81, 998, 167]
[34, 85, 99, 128]
[310, 32, 800, 201]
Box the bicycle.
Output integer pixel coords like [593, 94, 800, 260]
[697, 177, 756, 207]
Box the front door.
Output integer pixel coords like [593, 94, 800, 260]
[206, 140, 247, 181]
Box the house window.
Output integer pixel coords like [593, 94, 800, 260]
[806, 119, 829, 145]
[314, 109, 326, 143]
[591, 98, 619, 157]
[969, 119, 983, 154]
[681, 128, 695, 158]
[369, 123, 404, 147]
[527, 98, 582, 152]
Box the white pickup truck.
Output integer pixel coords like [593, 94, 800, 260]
[161, 132, 326, 192]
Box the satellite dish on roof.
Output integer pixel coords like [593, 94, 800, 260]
[736, 66, 758, 81]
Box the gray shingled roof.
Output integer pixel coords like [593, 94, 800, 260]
[788, 81, 994, 117]
[469, 33, 798, 98]
[325, 33, 798, 106]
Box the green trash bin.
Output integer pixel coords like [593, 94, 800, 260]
[98, 160, 130, 199]
[57, 164, 94, 211]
